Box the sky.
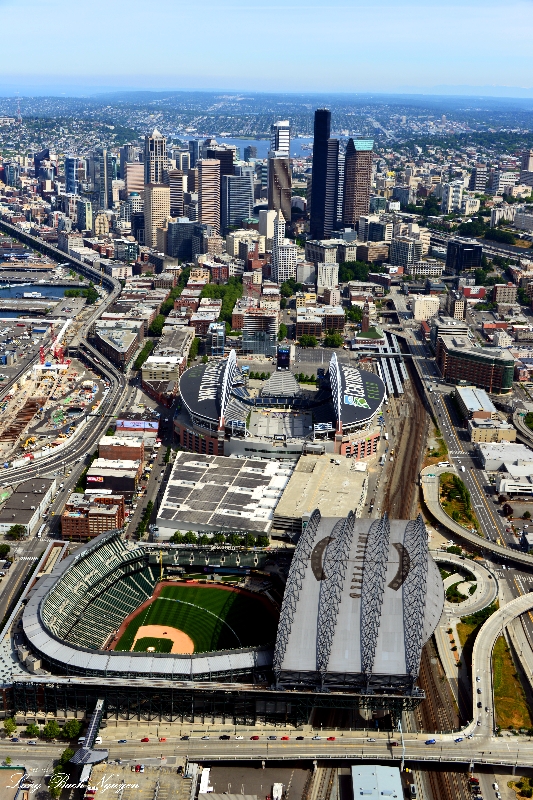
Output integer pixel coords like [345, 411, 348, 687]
[1, 0, 533, 97]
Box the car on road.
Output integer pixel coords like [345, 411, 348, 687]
[281, 736, 290, 740]
[141, 737, 150, 742]
[181, 735, 190, 740]
[118, 739, 127, 743]
[327, 736, 336, 741]
[134, 765, 141, 772]
[250, 735, 260, 740]
[235, 735, 243, 740]
[201, 735, 210, 740]
[28, 740, 36, 745]
[11, 737, 19, 742]
[219, 735, 230, 740]
[389, 741, 398, 746]
[159, 737, 166, 742]
[477, 702, 482, 708]
[477, 688, 481, 694]
[312, 735, 321, 740]
[454, 737, 463, 743]
[296, 736, 304, 740]
[367, 738, 376, 742]
[268, 735, 277, 740]
[425, 739, 436, 745]
[476, 676, 481, 682]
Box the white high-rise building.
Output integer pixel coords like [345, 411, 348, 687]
[271, 212, 297, 284]
[270, 121, 290, 156]
[317, 262, 339, 291]
[259, 209, 277, 240]
[441, 181, 463, 213]
[144, 129, 167, 185]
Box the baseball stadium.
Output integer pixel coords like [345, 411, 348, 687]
[14, 514, 444, 726]
[174, 350, 387, 459]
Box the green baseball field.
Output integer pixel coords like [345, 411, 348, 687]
[115, 584, 278, 654]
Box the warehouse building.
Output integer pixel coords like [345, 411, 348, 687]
[0, 478, 55, 536]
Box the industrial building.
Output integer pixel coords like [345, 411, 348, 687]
[0, 478, 56, 536]
[455, 386, 497, 419]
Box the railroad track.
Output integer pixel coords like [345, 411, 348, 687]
[383, 358, 428, 519]
[416, 644, 470, 800]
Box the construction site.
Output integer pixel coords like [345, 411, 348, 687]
[0, 318, 107, 467]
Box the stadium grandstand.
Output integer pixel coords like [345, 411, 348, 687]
[11, 514, 443, 726]
[175, 350, 386, 459]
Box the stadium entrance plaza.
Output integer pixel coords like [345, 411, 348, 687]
[248, 409, 313, 440]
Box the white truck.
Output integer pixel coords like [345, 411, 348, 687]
[272, 783, 283, 800]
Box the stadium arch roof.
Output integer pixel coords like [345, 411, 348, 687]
[179, 349, 238, 426]
[273, 512, 443, 693]
[329, 353, 386, 428]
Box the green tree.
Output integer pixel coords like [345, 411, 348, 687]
[4, 756, 12, 765]
[243, 533, 257, 547]
[170, 531, 184, 544]
[134, 340, 155, 370]
[148, 314, 165, 336]
[183, 530, 197, 544]
[42, 720, 61, 740]
[298, 334, 317, 348]
[61, 719, 82, 740]
[198, 534, 210, 545]
[59, 747, 75, 765]
[3, 717, 16, 736]
[7, 524, 25, 540]
[226, 533, 241, 546]
[212, 533, 225, 544]
[485, 228, 516, 245]
[0, 543, 10, 558]
[256, 535, 270, 547]
[201, 354, 208, 363]
[346, 306, 363, 324]
[25, 723, 40, 738]
[278, 323, 288, 341]
[523, 511, 531, 520]
[323, 331, 343, 348]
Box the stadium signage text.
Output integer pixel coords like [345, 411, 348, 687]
[198, 362, 221, 402]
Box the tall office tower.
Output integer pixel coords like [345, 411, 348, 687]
[271, 212, 297, 284]
[124, 162, 144, 196]
[244, 145, 257, 161]
[120, 144, 138, 178]
[187, 168, 198, 193]
[469, 163, 488, 192]
[206, 147, 234, 181]
[167, 217, 195, 261]
[336, 152, 345, 226]
[342, 138, 373, 228]
[92, 148, 114, 210]
[64, 156, 78, 195]
[144, 184, 170, 248]
[76, 199, 93, 232]
[267, 153, 292, 223]
[197, 159, 221, 233]
[173, 150, 191, 172]
[34, 148, 50, 179]
[189, 140, 200, 168]
[168, 169, 186, 217]
[521, 150, 533, 172]
[310, 109, 339, 239]
[221, 171, 254, 234]
[270, 120, 290, 155]
[144, 129, 167, 185]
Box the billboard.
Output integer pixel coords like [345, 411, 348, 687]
[116, 419, 159, 431]
[87, 476, 104, 483]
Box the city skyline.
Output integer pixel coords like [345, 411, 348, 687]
[1, 0, 533, 97]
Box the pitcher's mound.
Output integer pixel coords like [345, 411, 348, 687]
[132, 624, 194, 654]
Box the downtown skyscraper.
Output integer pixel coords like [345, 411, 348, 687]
[342, 138, 373, 228]
[144, 129, 167, 185]
[309, 109, 338, 240]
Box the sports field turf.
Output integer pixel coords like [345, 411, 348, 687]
[133, 637, 173, 653]
[115, 585, 278, 653]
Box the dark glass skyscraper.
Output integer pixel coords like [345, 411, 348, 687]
[310, 109, 338, 239]
[342, 138, 373, 228]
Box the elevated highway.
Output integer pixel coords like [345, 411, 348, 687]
[421, 464, 533, 568]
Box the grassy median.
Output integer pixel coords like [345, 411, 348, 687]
[439, 472, 480, 533]
[493, 636, 533, 730]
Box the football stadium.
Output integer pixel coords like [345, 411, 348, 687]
[174, 350, 387, 460]
[14, 513, 444, 726]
